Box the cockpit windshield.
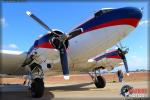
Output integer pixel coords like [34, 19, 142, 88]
[94, 8, 114, 17]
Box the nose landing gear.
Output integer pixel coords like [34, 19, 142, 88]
[89, 67, 106, 88]
[24, 63, 44, 98]
[31, 78, 44, 98]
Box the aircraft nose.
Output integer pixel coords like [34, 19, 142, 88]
[123, 7, 143, 27]
[132, 7, 142, 18]
[131, 7, 142, 19]
[133, 7, 143, 26]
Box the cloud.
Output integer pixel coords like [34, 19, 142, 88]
[139, 20, 150, 26]
[0, 17, 8, 27]
[8, 44, 19, 49]
[0, 18, 5, 26]
[2, 44, 19, 50]
[0, 18, 5, 24]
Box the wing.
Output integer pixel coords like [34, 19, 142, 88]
[88, 49, 123, 71]
[0, 50, 27, 75]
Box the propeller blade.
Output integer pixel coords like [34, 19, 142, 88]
[67, 28, 83, 40]
[26, 11, 53, 33]
[123, 57, 129, 76]
[116, 44, 120, 48]
[122, 57, 129, 74]
[59, 45, 69, 80]
[118, 48, 129, 75]
[119, 42, 124, 49]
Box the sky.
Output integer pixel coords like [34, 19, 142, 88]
[1, 1, 149, 71]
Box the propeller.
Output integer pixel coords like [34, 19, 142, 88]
[116, 41, 129, 75]
[26, 11, 83, 80]
[67, 28, 83, 40]
[26, 11, 55, 34]
[117, 48, 129, 76]
[26, 11, 83, 40]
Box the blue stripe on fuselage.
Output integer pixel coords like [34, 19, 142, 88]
[28, 7, 142, 55]
[76, 7, 142, 31]
[28, 34, 51, 54]
[35, 34, 51, 47]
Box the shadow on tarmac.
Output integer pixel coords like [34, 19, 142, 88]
[0, 82, 93, 100]
[47, 82, 93, 91]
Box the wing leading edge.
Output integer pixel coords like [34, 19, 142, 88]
[0, 50, 27, 75]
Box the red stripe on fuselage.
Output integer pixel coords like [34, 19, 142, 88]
[83, 18, 140, 33]
[35, 42, 54, 49]
[106, 55, 121, 59]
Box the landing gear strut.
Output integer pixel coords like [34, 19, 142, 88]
[89, 67, 106, 88]
[22, 51, 45, 98]
[26, 63, 44, 98]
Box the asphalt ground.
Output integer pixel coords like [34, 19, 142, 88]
[0, 72, 149, 100]
[0, 80, 149, 100]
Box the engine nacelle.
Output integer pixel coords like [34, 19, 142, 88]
[49, 30, 69, 50]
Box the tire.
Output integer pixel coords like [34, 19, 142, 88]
[94, 75, 106, 88]
[31, 78, 44, 98]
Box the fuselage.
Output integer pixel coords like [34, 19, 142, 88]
[27, 7, 142, 71]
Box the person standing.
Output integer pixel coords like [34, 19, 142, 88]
[117, 70, 124, 82]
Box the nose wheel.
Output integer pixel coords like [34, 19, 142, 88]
[89, 67, 106, 88]
[24, 63, 45, 98]
[31, 78, 44, 98]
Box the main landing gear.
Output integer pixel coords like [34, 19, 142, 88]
[25, 63, 44, 98]
[89, 67, 106, 88]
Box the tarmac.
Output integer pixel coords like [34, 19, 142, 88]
[0, 81, 149, 100]
[0, 72, 150, 100]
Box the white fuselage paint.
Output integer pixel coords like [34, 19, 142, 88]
[38, 25, 135, 71]
[69, 25, 133, 60]
[0, 24, 135, 74]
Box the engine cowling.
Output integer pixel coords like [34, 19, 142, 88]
[49, 30, 69, 50]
